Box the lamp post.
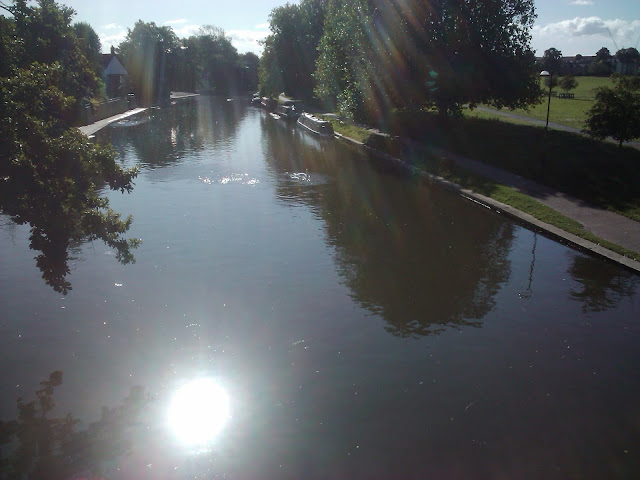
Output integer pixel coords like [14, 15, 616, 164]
[540, 70, 552, 131]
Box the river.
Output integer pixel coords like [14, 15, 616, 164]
[1, 96, 639, 479]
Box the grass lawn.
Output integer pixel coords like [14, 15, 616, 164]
[465, 76, 613, 129]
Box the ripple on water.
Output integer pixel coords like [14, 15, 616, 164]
[199, 174, 259, 186]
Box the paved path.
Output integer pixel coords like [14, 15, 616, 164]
[78, 107, 148, 136]
[474, 106, 640, 150]
[348, 133, 640, 270]
[78, 92, 199, 136]
[429, 146, 640, 254]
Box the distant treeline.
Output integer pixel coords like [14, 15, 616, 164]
[537, 46, 640, 77]
[116, 22, 259, 105]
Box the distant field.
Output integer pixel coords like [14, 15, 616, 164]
[466, 76, 614, 129]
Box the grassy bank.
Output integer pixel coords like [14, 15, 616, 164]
[466, 76, 613, 129]
[322, 112, 640, 261]
[389, 111, 640, 222]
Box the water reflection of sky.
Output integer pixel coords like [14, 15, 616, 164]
[1, 98, 640, 479]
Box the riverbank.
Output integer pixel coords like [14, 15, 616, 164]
[78, 92, 199, 136]
[322, 114, 640, 273]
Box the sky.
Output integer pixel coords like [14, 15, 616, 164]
[14, 0, 640, 57]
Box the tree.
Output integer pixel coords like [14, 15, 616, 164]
[73, 21, 102, 79]
[583, 75, 640, 147]
[192, 25, 239, 94]
[314, 0, 376, 120]
[259, 0, 327, 100]
[239, 52, 259, 91]
[0, 0, 139, 293]
[615, 47, 640, 75]
[117, 20, 181, 105]
[314, 0, 541, 121]
[595, 47, 612, 63]
[590, 46, 614, 76]
[558, 74, 578, 94]
[0, 0, 102, 118]
[541, 47, 562, 74]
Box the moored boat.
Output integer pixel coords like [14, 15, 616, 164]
[275, 104, 299, 120]
[260, 97, 277, 112]
[297, 112, 334, 136]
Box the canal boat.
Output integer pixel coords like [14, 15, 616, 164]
[275, 104, 299, 121]
[297, 113, 334, 137]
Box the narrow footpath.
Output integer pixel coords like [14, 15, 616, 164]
[429, 145, 640, 253]
[335, 130, 640, 272]
[78, 92, 199, 136]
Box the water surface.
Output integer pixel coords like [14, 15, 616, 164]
[1, 97, 639, 479]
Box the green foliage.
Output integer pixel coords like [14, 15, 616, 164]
[0, 0, 139, 293]
[73, 21, 102, 77]
[595, 47, 612, 62]
[191, 25, 239, 94]
[1, 0, 102, 118]
[314, 0, 384, 121]
[117, 20, 181, 105]
[239, 52, 260, 92]
[541, 47, 562, 74]
[558, 74, 578, 93]
[583, 74, 640, 147]
[314, 0, 541, 122]
[615, 47, 640, 75]
[259, 0, 327, 100]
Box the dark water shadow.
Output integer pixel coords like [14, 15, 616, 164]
[0, 372, 149, 480]
[568, 253, 639, 312]
[98, 96, 246, 170]
[261, 116, 514, 337]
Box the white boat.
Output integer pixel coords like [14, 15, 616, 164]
[297, 113, 334, 136]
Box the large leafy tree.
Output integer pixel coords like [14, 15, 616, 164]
[190, 25, 239, 94]
[540, 47, 562, 74]
[259, 0, 327, 100]
[0, 0, 139, 293]
[615, 47, 640, 75]
[117, 20, 181, 105]
[315, 0, 540, 121]
[73, 21, 103, 80]
[314, 0, 382, 120]
[583, 74, 640, 147]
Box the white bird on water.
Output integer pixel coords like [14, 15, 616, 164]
[289, 169, 310, 182]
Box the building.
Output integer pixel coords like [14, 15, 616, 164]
[102, 46, 128, 98]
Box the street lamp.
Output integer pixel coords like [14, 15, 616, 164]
[540, 70, 552, 131]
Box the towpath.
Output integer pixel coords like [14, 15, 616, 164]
[78, 92, 198, 136]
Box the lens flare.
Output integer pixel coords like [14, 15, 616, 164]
[168, 378, 230, 447]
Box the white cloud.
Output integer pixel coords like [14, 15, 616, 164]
[534, 17, 640, 38]
[99, 31, 127, 52]
[172, 24, 201, 38]
[102, 23, 123, 30]
[532, 17, 640, 55]
[228, 28, 269, 54]
[165, 19, 188, 25]
[569, 0, 594, 5]
[255, 23, 270, 30]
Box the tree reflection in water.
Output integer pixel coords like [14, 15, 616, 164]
[569, 254, 639, 313]
[99, 97, 245, 171]
[0, 372, 148, 480]
[263, 117, 514, 337]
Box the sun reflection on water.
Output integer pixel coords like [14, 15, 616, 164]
[168, 378, 230, 449]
